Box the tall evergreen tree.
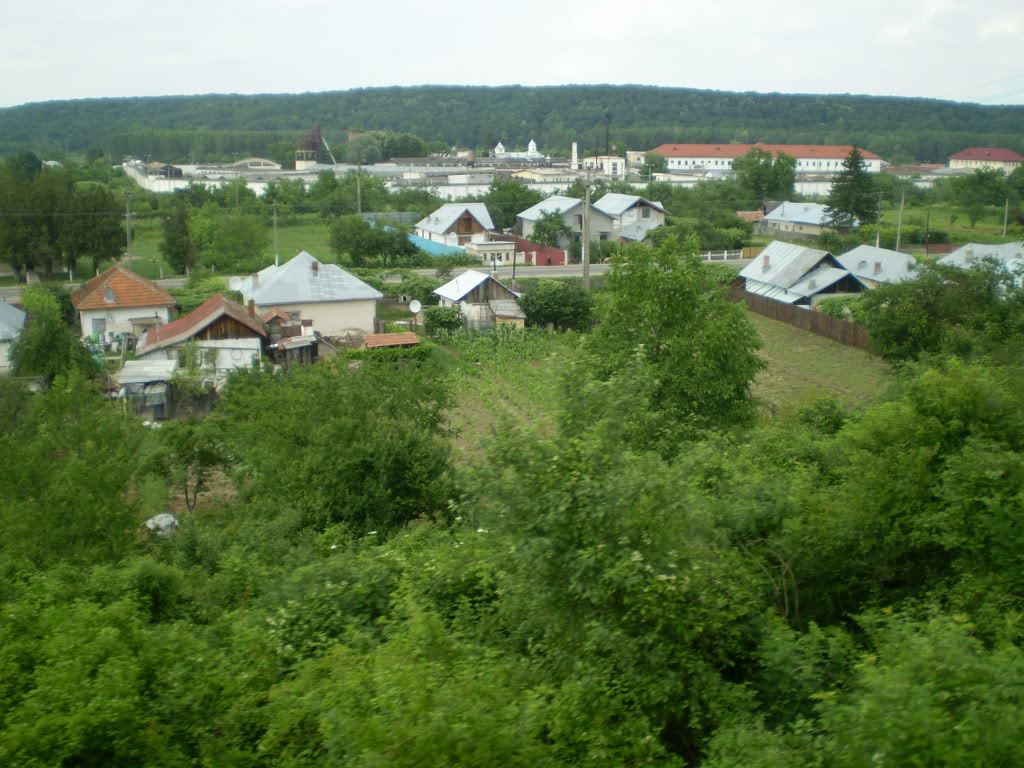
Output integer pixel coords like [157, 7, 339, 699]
[825, 147, 878, 229]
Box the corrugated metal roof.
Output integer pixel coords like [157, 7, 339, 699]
[517, 195, 582, 221]
[763, 202, 836, 227]
[415, 203, 494, 235]
[242, 251, 383, 306]
[434, 270, 492, 302]
[739, 241, 835, 290]
[837, 245, 919, 283]
[788, 267, 853, 297]
[0, 301, 26, 341]
[940, 242, 1024, 271]
[117, 358, 178, 385]
[592, 193, 667, 217]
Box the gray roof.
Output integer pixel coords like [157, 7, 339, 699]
[117, 358, 178, 385]
[434, 270, 519, 302]
[837, 244, 919, 284]
[740, 241, 837, 289]
[763, 201, 839, 227]
[488, 299, 525, 319]
[939, 242, 1024, 272]
[415, 203, 494, 235]
[593, 193, 666, 217]
[242, 251, 383, 306]
[517, 195, 582, 221]
[0, 301, 26, 342]
[744, 266, 853, 304]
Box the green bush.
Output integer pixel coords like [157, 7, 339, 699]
[424, 305, 463, 335]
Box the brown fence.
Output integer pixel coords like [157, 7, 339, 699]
[728, 281, 872, 352]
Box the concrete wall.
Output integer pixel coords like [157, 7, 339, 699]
[0, 340, 11, 374]
[79, 305, 172, 340]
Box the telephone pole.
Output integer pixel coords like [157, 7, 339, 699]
[124, 192, 132, 263]
[1003, 198, 1010, 237]
[894, 191, 906, 252]
[273, 203, 280, 266]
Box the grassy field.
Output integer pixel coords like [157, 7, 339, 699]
[879, 203, 1018, 242]
[438, 311, 892, 461]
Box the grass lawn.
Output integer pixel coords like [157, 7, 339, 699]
[747, 310, 891, 416]
[879, 203, 1019, 242]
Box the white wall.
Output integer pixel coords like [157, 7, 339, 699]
[666, 156, 881, 173]
[254, 299, 377, 337]
[79, 305, 172, 340]
[0, 340, 11, 374]
[135, 338, 262, 390]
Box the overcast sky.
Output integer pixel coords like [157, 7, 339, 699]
[2, 0, 1022, 109]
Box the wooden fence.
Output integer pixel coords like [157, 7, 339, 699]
[728, 281, 872, 352]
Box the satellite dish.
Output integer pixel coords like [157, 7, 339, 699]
[228, 276, 243, 291]
[409, 299, 422, 314]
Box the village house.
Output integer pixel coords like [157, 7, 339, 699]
[592, 193, 667, 241]
[650, 143, 883, 174]
[740, 241, 867, 307]
[836, 245, 919, 287]
[414, 203, 494, 246]
[757, 202, 846, 238]
[71, 265, 176, 341]
[0, 301, 26, 374]
[516, 196, 614, 247]
[239, 251, 383, 341]
[939, 241, 1024, 275]
[134, 293, 267, 389]
[947, 148, 1024, 174]
[433, 270, 525, 329]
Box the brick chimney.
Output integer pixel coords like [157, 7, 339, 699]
[311, 260, 319, 275]
[248, 299, 256, 317]
[762, 254, 770, 271]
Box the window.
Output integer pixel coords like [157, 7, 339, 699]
[288, 312, 300, 321]
[641, 207, 651, 219]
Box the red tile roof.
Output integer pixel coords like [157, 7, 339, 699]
[261, 308, 290, 323]
[365, 332, 420, 348]
[72, 265, 176, 310]
[138, 293, 265, 353]
[948, 147, 1024, 163]
[651, 143, 881, 160]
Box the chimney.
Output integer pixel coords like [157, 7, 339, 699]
[762, 254, 770, 271]
[248, 299, 255, 318]
[874, 261, 882, 274]
[858, 260, 867, 270]
[311, 260, 319, 275]
[571, 142, 579, 170]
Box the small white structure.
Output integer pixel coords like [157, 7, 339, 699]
[592, 193, 667, 241]
[582, 155, 626, 178]
[414, 203, 494, 246]
[71, 265, 175, 341]
[0, 301, 27, 374]
[837, 245, 919, 287]
[117, 358, 178, 420]
[239, 251, 382, 338]
[433, 270, 523, 330]
[740, 241, 867, 307]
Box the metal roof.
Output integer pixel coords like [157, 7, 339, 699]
[0, 301, 26, 341]
[517, 195, 582, 221]
[763, 202, 837, 227]
[837, 245, 919, 284]
[592, 193, 667, 217]
[740, 241, 836, 290]
[242, 251, 383, 306]
[488, 299, 525, 319]
[415, 203, 494, 236]
[940, 242, 1024, 272]
[434, 270, 492, 302]
[407, 233, 465, 256]
[117, 358, 178, 385]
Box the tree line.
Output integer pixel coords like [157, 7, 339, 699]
[3, 85, 1023, 163]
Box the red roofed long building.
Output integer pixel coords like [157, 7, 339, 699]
[650, 143, 882, 174]
[948, 147, 1023, 173]
[71, 265, 176, 341]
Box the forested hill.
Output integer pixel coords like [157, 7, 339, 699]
[3, 84, 1024, 163]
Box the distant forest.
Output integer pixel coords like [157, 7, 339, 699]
[2, 84, 1023, 164]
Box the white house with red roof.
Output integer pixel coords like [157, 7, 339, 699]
[71, 265, 176, 341]
[948, 148, 1024, 174]
[134, 293, 266, 388]
[650, 143, 882, 174]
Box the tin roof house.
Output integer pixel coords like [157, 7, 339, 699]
[0, 301, 27, 374]
[433, 270, 525, 329]
[740, 241, 867, 307]
[836, 245, 920, 287]
[415, 203, 494, 246]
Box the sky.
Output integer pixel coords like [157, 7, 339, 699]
[2, 0, 1022, 109]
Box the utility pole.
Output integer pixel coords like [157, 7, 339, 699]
[356, 165, 362, 215]
[1003, 198, 1010, 237]
[875, 191, 883, 248]
[894, 190, 906, 252]
[582, 171, 591, 291]
[124, 192, 132, 263]
[273, 203, 280, 266]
